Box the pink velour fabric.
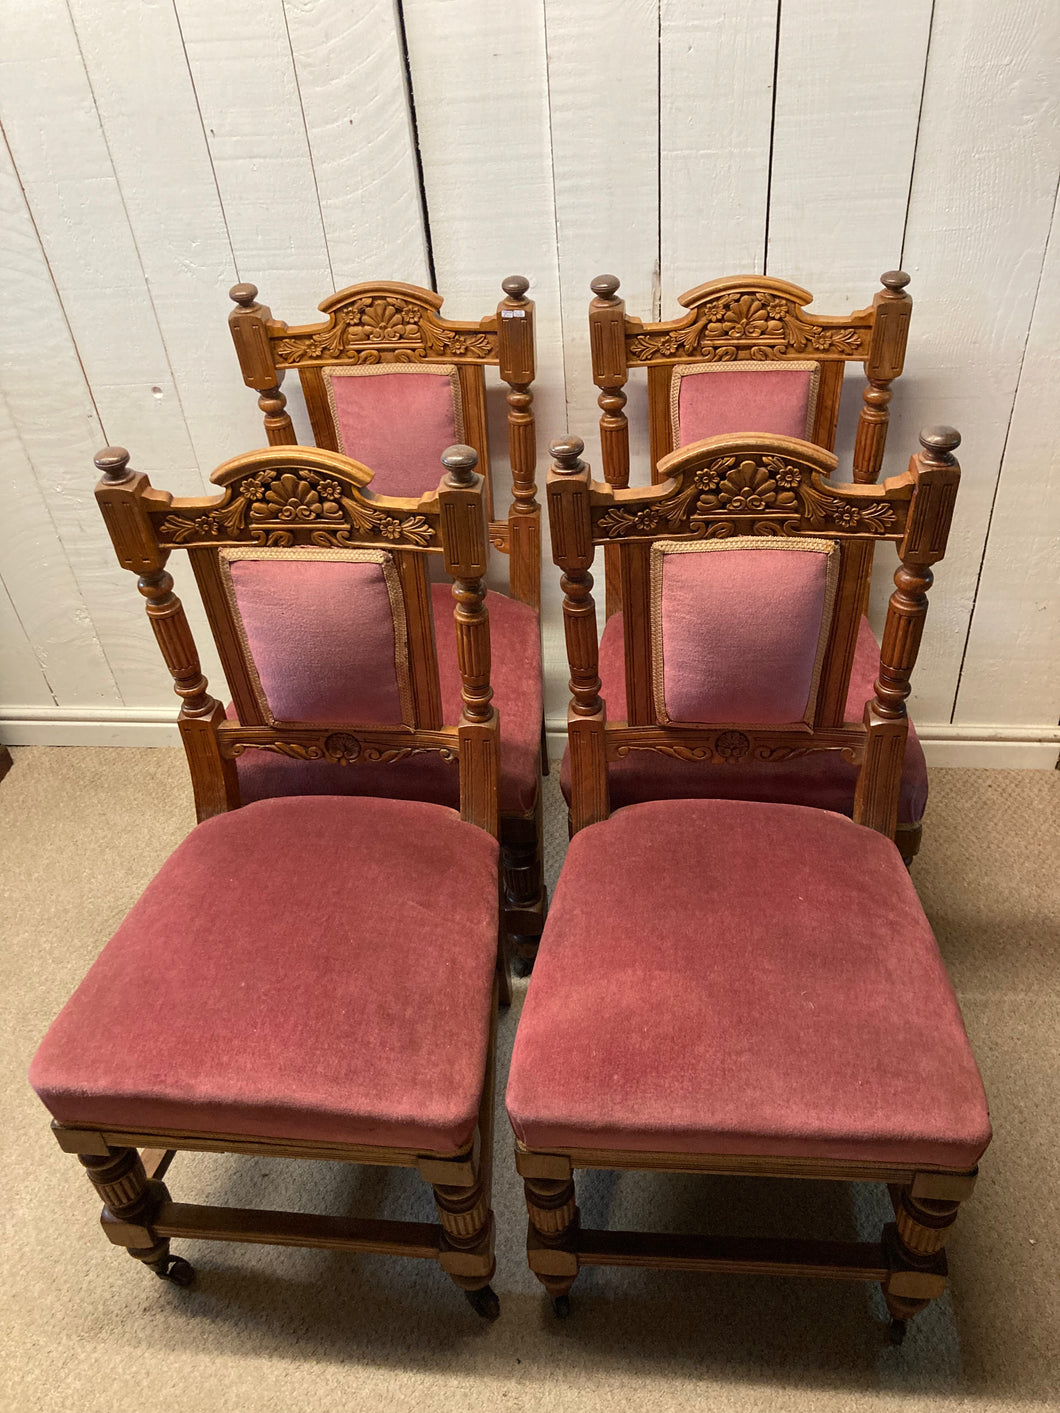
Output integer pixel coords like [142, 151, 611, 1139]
[506, 799, 991, 1168]
[676, 365, 818, 444]
[657, 547, 830, 724]
[561, 613, 928, 824]
[328, 370, 458, 498]
[30, 796, 499, 1154]
[229, 558, 404, 725]
[232, 583, 542, 816]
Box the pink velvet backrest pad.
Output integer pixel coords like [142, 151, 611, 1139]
[228, 558, 406, 725]
[675, 365, 819, 445]
[325, 369, 459, 498]
[654, 543, 835, 726]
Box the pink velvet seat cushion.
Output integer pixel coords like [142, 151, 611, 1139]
[506, 799, 990, 1168]
[31, 796, 499, 1154]
[675, 364, 818, 444]
[232, 584, 542, 817]
[228, 556, 406, 724]
[655, 543, 833, 725]
[561, 612, 928, 824]
[326, 368, 459, 498]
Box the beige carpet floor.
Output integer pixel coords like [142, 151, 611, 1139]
[1, 747, 1057, 1412]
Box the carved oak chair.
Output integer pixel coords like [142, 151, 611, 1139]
[507, 428, 991, 1341]
[574, 272, 926, 860]
[29, 443, 507, 1317]
[228, 277, 546, 967]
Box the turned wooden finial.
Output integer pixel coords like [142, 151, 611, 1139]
[590, 274, 621, 301]
[501, 274, 530, 301]
[880, 270, 911, 292]
[229, 283, 259, 308]
[94, 446, 132, 482]
[550, 436, 585, 472]
[441, 444, 479, 487]
[919, 425, 961, 459]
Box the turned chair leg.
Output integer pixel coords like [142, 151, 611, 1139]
[79, 1147, 194, 1286]
[501, 807, 548, 977]
[896, 821, 923, 868]
[882, 1185, 961, 1341]
[524, 1173, 580, 1316]
[432, 1174, 499, 1320]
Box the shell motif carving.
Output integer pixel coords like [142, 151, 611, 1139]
[272, 297, 497, 366]
[158, 466, 435, 549]
[627, 292, 869, 363]
[594, 454, 897, 540]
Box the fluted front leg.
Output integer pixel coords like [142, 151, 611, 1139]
[882, 1186, 961, 1338]
[432, 1174, 498, 1317]
[524, 1174, 580, 1312]
[79, 1147, 193, 1285]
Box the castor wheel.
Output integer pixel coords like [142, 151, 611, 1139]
[156, 1256, 195, 1287]
[888, 1318, 907, 1346]
[551, 1293, 571, 1320]
[513, 956, 534, 979]
[465, 1285, 500, 1321]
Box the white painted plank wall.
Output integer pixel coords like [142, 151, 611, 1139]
[0, 0, 1055, 759]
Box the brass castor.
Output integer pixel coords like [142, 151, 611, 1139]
[888, 1318, 907, 1346]
[155, 1255, 195, 1287]
[465, 1285, 501, 1321]
[552, 1293, 571, 1319]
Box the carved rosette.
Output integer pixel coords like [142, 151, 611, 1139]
[613, 730, 860, 766]
[156, 466, 435, 550]
[271, 296, 498, 366]
[226, 732, 456, 766]
[627, 291, 870, 364]
[593, 453, 900, 541]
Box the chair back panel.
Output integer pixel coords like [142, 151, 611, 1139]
[319, 365, 464, 500]
[222, 549, 413, 728]
[651, 538, 838, 728]
[95, 442, 501, 837]
[546, 427, 960, 841]
[671, 362, 821, 449]
[228, 277, 542, 609]
[591, 272, 912, 491]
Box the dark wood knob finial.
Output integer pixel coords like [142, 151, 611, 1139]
[550, 436, 585, 472]
[591, 274, 620, 300]
[919, 425, 960, 457]
[502, 275, 530, 300]
[229, 283, 259, 308]
[880, 270, 911, 291]
[94, 446, 131, 481]
[441, 443, 479, 486]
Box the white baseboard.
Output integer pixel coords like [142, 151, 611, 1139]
[1, 707, 1057, 768]
[0, 706, 181, 747]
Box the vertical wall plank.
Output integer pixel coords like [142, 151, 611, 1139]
[545, 0, 660, 478]
[175, 0, 333, 324]
[953, 195, 1060, 727]
[0, 135, 156, 706]
[0, 575, 54, 708]
[877, 0, 1059, 722]
[0, 2, 200, 484]
[66, 0, 262, 466]
[0, 387, 114, 706]
[283, 0, 429, 286]
[767, 0, 933, 307]
[402, 0, 568, 709]
[659, 0, 778, 306]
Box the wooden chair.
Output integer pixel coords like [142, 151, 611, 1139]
[506, 427, 990, 1342]
[29, 443, 507, 1317]
[573, 272, 926, 860]
[228, 277, 547, 969]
